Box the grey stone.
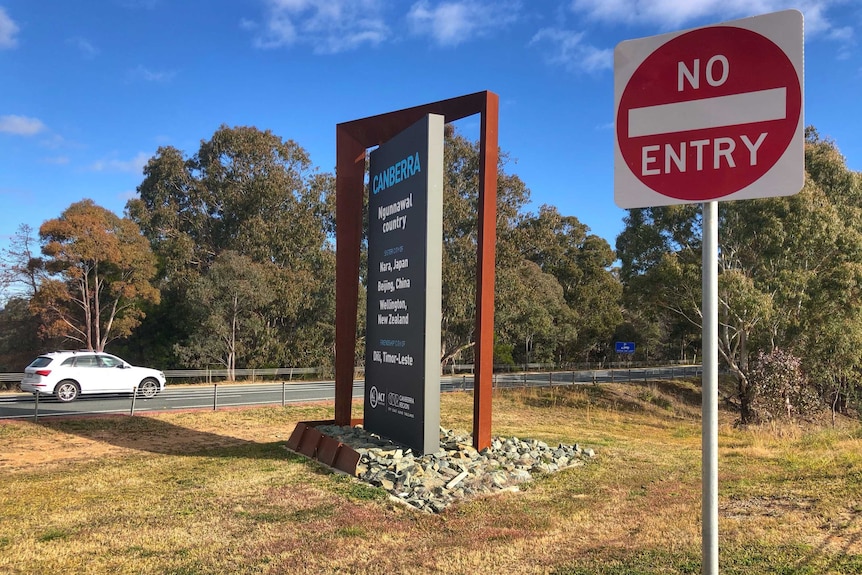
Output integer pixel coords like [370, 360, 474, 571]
[305, 424, 595, 513]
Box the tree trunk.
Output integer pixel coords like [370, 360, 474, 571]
[440, 341, 475, 368]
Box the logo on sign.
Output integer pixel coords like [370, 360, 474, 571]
[369, 386, 385, 409]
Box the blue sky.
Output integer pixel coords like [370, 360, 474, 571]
[1, 0, 860, 258]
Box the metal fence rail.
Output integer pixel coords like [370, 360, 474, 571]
[0, 362, 702, 384]
[161, 367, 320, 382]
[0, 367, 321, 383]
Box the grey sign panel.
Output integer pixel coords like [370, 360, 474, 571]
[365, 114, 443, 455]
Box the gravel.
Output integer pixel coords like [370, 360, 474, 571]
[315, 424, 596, 513]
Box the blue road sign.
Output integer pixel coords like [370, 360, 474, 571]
[615, 341, 636, 354]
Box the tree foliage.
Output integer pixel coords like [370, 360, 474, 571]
[616, 127, 862, 422]
[0, 297, 43, 374]
[127, 125, 335, 369]
[438, 127, 531, 366]
[516, 205, 621, 362]
[34, 200, 159, 351]
[174, 251, 275, 379]
[0, 224, 45, 300]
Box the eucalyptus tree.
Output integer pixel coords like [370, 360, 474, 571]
[35, 200, 159, 352]
[505, 260, 577, 365]
[127, 125, 335, 368]
[438, 127, 530, 367]
[792, 129, 862, 417]
[0, 297, 44, 373]
[615, 128, 862, 422]
[515, 205, 621, 363]
[0, 224, 44, 300]
[174, 251, 274, 379]
[616, 204, 703, 362]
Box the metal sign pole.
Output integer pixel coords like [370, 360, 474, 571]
[702, 201, 719, 574]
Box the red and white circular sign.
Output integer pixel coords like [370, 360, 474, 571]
[614, 10, 803, 208]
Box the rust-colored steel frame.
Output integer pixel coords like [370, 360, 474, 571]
[334, 91, 499, 451]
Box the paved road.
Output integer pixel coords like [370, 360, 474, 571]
[0, 381, 364, 420]
[0, 366, 700, 420]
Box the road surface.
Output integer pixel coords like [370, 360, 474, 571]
[0, 366, 699, 420]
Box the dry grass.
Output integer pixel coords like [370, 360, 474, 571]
[0, 381, 860, 574]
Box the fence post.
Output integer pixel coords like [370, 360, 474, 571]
[33, 392, 39, 422]
[611, 369, 614, 383]
[130, 386, 137, 416]
[213, 383, 218, 411]
[549, 371, 553, 387]
[282, 381, 286, 407]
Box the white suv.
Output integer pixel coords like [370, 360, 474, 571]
[20, 351, 166, 402]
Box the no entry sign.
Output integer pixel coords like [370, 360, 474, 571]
[614, 10, 803, 208]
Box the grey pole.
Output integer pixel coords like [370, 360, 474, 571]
[702, 201, 719, 574]
[130, 386, 137, 416]
[33, 392, 39, 422]
[213, 383, 218, 411]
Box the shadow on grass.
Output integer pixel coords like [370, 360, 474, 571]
[37, 413, 303, 461]
[795, 515, 862, 574]
[647, 380, 702, 407]
[515, 379, 709, 421]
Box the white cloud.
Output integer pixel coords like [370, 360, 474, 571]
[568, 0, 856, 64]
[117, 0, 160, 9]
[530, 28, 613, 73]
[90, 152, 149, 174]
[68, 37, 99, 59]
[127, 65, 176, 83]
[42, 156, 71, 165]
[569, 0, 849, 36]
[407, 0, 521, 47]
[118, 189, 139, 203]
[250, 0, 389, 54]
[0, 7, 19, 49]
[0, 115, 46, 136]
[828, 26, 854, 42]
[40, 133, 70, 150]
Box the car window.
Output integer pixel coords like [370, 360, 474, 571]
[28, 357, 53, 368]
[75, 356, 100, 368]
[61, 357, 75, 366]
[99, 356, 123, 368]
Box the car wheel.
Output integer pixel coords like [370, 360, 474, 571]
[138, 378, 159, 398]
[55, 380, 80, 402]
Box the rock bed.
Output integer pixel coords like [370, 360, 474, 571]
[315, 424, 596, 513]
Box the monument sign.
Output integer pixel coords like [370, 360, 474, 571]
[364, 114, 444, 455]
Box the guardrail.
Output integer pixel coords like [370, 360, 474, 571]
[161, 367, 320, 382]
[0, 361, 701, 384]
[0, 367, 322, 384]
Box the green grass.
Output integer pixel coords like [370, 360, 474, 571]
[0, 384, 860, 574]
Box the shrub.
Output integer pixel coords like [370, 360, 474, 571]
[749, 348, 820, 422]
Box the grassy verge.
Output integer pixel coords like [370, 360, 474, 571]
[1, 381, 860, 574]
